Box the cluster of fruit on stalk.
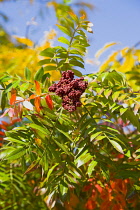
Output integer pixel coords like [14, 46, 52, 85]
[49, 70, 88, 112]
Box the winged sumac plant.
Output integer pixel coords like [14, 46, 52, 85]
[0, 12, 140, 210]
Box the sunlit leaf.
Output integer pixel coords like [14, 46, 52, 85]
[4, 137, 26, 145]
[109, 140, 124, 154]
[34, 80, 41, 95]
[58, 36, 70, 45]
[56, 24, 72, 36]
[34, 96, 41, 112]
[87, 160, 97, 176]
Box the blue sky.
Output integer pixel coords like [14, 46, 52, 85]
[0, 0, 140, 74]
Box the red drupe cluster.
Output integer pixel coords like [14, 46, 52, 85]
[48, 70, 88, 112]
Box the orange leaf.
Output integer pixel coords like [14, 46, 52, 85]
[29, 94, 36, 100]
[34, 97, 41, 112]
[112, 204, 122, 210]
[35, 80, 41, 95]
[1, 121, 9, 126]
[35, 138, 42, 145]
[45, 95, 53, 110]
[85, 199, 96, 210]
[10, 88, 16, 105]
[0, 124, 7, 130]
[10, 118, 21, 125]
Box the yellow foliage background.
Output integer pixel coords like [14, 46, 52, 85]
[0, 29, 61, 81]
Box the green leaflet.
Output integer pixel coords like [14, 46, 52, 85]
[4, 137, 27, 145]
[56, 24, 72, 37]
[69, 59, 85, 69]
[20, 83, 29, 92]
[75, 150, 93, 168]
[59, 182, 68, 196]
[47, 163, 59, 181]
[1, 91, 6, 111]
[24, 67, 31, 80]
[58, 37, 70, 45]
[100, 162, 110, 181]
[6, 148, 26, 160]
[40, 47, 55, 57]
[72, 69, 83, 77]
[109, 140, 124, 154]
[29, 124, 50, 135]
[38, 59, 56, 66]
[34, 67, 44, 81]
[5, 80, 20, 92]
[44, 66, 57, 71]
[54, 139, 71, 156]
[87, 160, 98, 176]
[56, 128, 73, 142]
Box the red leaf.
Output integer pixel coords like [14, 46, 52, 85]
[0, 131, 5, 136]
[10, 88, 16, 105]
[34, 97, 41, 112]
[85, 199, 96, 210]
[1, 121, 9, 126]
[0, 124, 7, 130]
[95, 184, 103, 193]
[35, 81, 41, 95]
[10, 118, 21, 125]
[45, 95, 53, 110]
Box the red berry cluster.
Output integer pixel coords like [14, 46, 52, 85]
[49, 70, 88, 112]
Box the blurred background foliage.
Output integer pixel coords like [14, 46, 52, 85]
[0, 0, 140, 90]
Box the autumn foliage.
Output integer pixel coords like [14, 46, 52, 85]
[0, 1, 140, 210]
